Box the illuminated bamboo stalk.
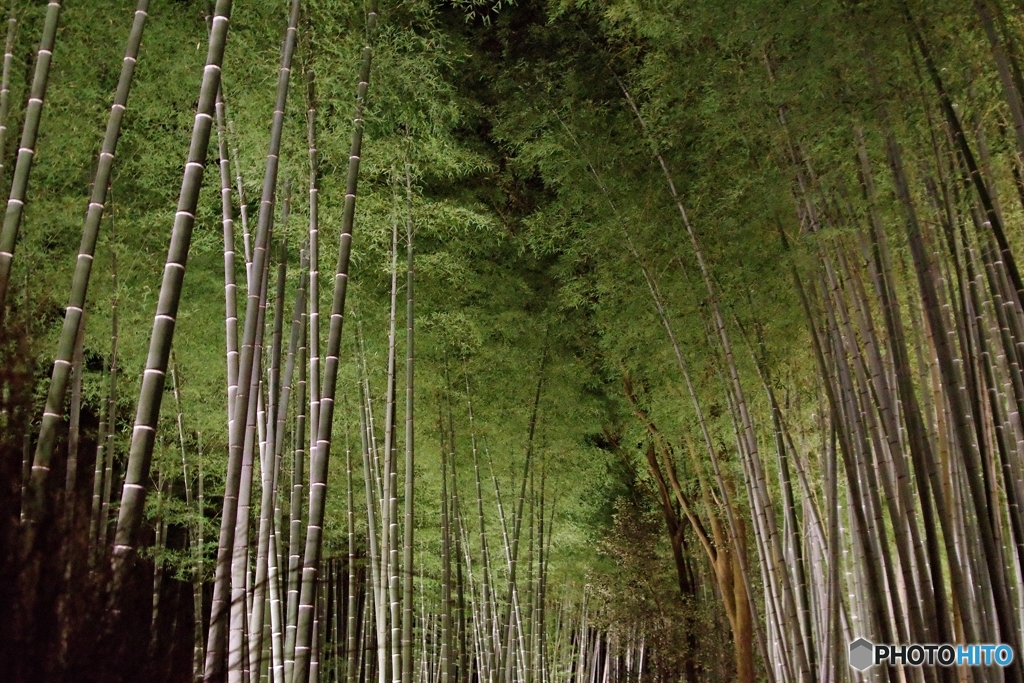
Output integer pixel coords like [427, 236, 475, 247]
[96, 222, 120, 557]
[358, 320, 383, 510]
[63, 312, 85, 518]
[358, 352, 386, 683]
[229, 119, 252, 281]
[54, 310, 85, 665]
[439, 419, 452, 683]
[27, 0, 149, 555]
[0, 0, 64, 313]
[312, 582, 323, 683]
[253, 243, 307, 679]
[497, 359, 545, 683]
[307, 68, 321, 569]
[288, 245, 309, 603]
[521, 475, 534, 683]
[112, 0, 232, 594]
[88, 402, 106, 557]
[292, 1, 379, 677]
[230, 253, 271, 683]
[250, 243, 288, 683]
[271, 524, 287, 683]
[456, 497, 483, 683]
[442, 382, 466, 683]
[401, 160, 415, 683]
[288, 62, 320, 683]
[195, 442, 207, 683]
[345, 398, 358, 683]
[217, 94, 240, 426]
[464, 367, 493, 683]
[204, 0, 298, 671]
[286, 324, 309, 676]
[0, 1, 16, 182]
[381, 199, 400, 683]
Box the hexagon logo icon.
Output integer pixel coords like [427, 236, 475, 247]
[849, 638, 875, 671]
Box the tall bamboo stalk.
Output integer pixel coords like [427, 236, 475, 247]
[252, 244, 307, 679]
[204, 0, 299, 673]
[0, 0, 64, 315]
[292, 1, 379, 678]
[63, 311, 85, 519]
[401, 158, 415, 683]
[0, 1, 16, 183]
[465, 366, 494, 683]
[27, 0, 150, 557]
[356, 340, 385, 683]
[217, 93, 240, 430]
[345, 398, 358, 683]
[307, 67, 321, 557]
[382, 194, 401, 683]
[95, 229, 119, 557]
[497, 355, 545, 683]
[230, 250, 271, 683]
[440, 417, 452, 683]
[111, 0, 232, 591]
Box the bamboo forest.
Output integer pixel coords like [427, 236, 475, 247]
[14, 0, 1024, 681]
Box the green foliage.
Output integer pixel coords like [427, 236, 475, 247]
[15, 0, 1024, 665]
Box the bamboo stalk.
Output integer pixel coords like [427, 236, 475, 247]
[401, 159, 416, 683]
[0, 1, 16, 183]
[27, 0, 149, 559]
[345, 398, 359, 683]
[291, 1, 379, 677]
[252, 242, 306, 679]
[204, 0, 299, 672]
[0, 0, 64, 313]
[96, 213, 120, 559]
[112, 0, 233, 593]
